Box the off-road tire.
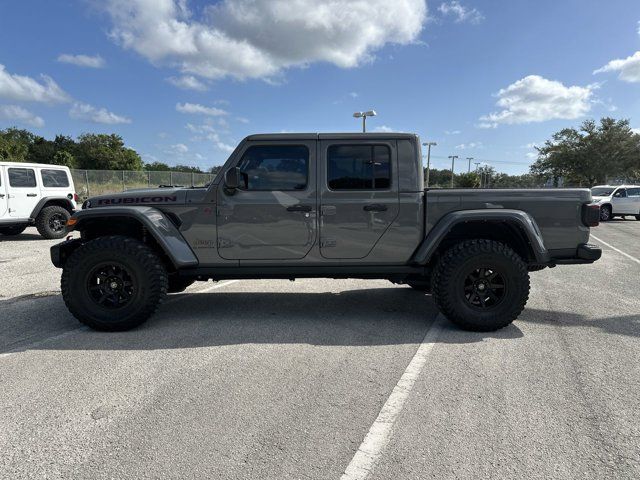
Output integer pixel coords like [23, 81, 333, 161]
[599, 205, 612, 222]
[432, 239, 530, 332]
[36, 205, 70, 239]
[167, 276, 195, 293]
[0, 225, 27, 236]
[61, 235, 168, 331]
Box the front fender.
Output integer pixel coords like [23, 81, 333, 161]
[411, 209, 550, 265]
[70, 206, 198, 268]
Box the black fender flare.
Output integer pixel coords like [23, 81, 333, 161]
[67, 206, 198, 268]
[30, 197, 75, 219]
[411, 209, 550, 265]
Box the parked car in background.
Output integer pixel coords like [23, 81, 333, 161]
[591, 185, 640, 221]
[0, 162, 78, 239]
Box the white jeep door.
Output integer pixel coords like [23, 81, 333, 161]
[6, 166, 39, 219]
[0, 167, 8, 218]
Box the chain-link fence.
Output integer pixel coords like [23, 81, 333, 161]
[71, 169, 217, 199]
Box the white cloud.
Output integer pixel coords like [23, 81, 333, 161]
[445, 129, 461, 135]
[594, 51, 640, 83]
[455, 142, 483, 150]
[373, 125, 394, 132]
[632, 128, 640, 135]
[438, 1, 484, 24]
[349, 92, 359, 98]
[57, 54, 106, 69]
[479, 75, 595, 127]
[236, 116, 249, 124]
[0, 105, 44, 127]
[0, 64, 70, 103]
[102, 0, 427, 81]
[176, 102, 228, 116]
[167, 75, 208, 91]
[526, 152, 538, 160]
[69, 102, 132, 124]
[168, 143, 189, 154]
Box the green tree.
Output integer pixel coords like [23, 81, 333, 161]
[171, 164, 203, 173]
[531, 117, 640, 186]
[0, 128, 32, 162]
[455, 172, 480, 188]
[144, 161, 171, 171]
[51, 150, 77, 168]
[76, 133, 143, 170]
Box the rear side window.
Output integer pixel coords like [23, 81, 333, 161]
[41, 169, 70, 188]
[237, 145, 309, 191]
[8, 168, 36, 188]
[627, 188, 640, 197]
[327, 145, 391, 190]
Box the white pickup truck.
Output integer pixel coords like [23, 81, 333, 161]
[0, 161, 78, 239]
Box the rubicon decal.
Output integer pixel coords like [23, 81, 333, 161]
[97, 196, 178, 205]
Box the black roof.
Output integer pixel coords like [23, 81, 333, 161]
[245, 132, 418, 141]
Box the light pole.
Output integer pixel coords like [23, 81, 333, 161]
[466, 157, 474, 173]
[448, 155, 459, 188]
[353, 110, 377, 133]
[422, 141, 437, 187]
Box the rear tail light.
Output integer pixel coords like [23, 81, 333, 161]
[582, 203, 600, 227]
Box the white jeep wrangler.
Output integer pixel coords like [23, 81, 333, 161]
[0, 162, 78, 239]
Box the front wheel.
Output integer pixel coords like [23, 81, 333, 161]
[600, 205, 612, 222]
[432, 239, 530, 332]
[61, 236, 168, 331]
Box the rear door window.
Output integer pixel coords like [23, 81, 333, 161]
[8, 168, 37, 187]
[41, 169, 70, 188]
[327, 145, 391, 190]
[626, 188, 640, 197]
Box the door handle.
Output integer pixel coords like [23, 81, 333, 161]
[0, 194, 4, 198]
[27, 193, 37, 197]
[287, 204, 313, 212]
[363, 204, 388, 212]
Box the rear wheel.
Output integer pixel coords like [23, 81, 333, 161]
[432, 239, 530, 332]
[0, 225, 27, 236]
[36, 205, 70, 239]
[61, 235, 168, 331]
[600, 205, 612, 222]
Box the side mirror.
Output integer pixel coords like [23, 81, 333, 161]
[224, 167, 241, 192]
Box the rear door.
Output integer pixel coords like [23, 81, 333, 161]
[6, 167, 39, 219]
[318, 140, 399, 259]
[0, 167, 7, 218]
[216, 141, 317, 260]
[627, 187, 640, 215]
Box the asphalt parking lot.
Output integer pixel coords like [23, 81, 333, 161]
[0, 222, 639, 480]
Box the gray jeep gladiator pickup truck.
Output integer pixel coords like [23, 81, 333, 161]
[51, 133, 602, 332]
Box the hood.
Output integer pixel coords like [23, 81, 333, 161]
[83, 187, 188, 209]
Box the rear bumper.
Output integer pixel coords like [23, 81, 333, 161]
[552, 243, 602, 265]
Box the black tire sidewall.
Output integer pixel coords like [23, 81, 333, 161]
[600, 205, 611, 221]
[62, 237, 167, 330]
[433, 240, 529, 331]
[37, 206, 70, 239]
[448, 252, 526, 324]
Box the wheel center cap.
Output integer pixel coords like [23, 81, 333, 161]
[477, 282, 486, 291]
[109, 281, 119, 290]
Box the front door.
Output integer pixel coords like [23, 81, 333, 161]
[217, 142, 317, 260]
[0, 167, 8, 218]
[6, 166, 39, 219]
[319, 140, 399, 259]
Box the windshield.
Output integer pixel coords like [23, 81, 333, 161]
[591, 187, 615, 196]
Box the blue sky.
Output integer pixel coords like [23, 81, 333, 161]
[1, 0, 639, 174]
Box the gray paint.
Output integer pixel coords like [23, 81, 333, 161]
[412, 209, 550, 264]
[66, 133, 597, 273]
[74, 206, 198, 268]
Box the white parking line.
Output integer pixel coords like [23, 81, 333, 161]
[341, 314, 446, 480]
[591, 234, 640, 266]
